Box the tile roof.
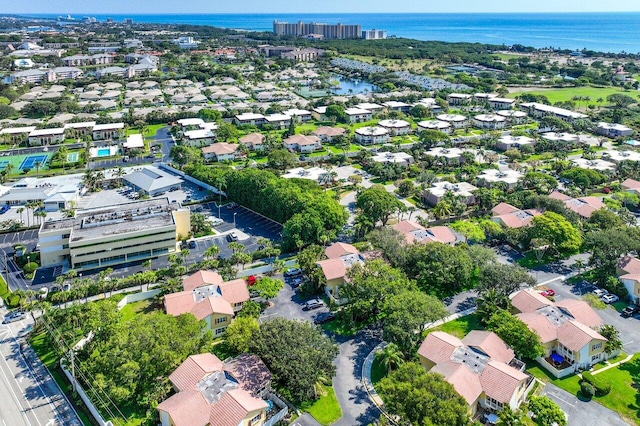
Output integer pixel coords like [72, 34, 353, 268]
[618, 256, 640, 275]
[325, 242, 359, 259]
[239, 133, 265, 145]
[494, 208, 542, 228]
[554, 299, 604, 328]
[157, 389, 210, 426]
[462, 331, 515, 364]
[219, 279, 251, 305]
[510, 290, 553, 314]
[417, 331, 463, 364]
[202, 143, 239, 156]
[480, 361, 528, 404]
[622, 178, 640, 191]
[316, 258, 347, 281]
[183, 270, 223, 291]
[392, 220, 424, 234]
[209, 389, 267, 426]
[517, 312, 558, 344]
[224, 354, 272, 397]
[165, 275, 248, 320]
[189, 296, 234, 320]
[431, 361, 483, 405]
[169, 354, 224, 392]
[558, 320, 606, 352]
[313, 126, 346, 137]
[550, 191, 605, 218]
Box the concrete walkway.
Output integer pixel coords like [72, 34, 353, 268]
[591, 353, 634, 375]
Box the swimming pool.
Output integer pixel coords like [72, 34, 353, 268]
[97, 148, 111, 157]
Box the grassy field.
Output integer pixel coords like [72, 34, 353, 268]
[299, 383, 342, 425]
[506, 86, 634, 108]
[590, 354, 640, 424]
[526, 362, 582, 395]
[425, 313, 483, 339]
[119, 299, 155, 322]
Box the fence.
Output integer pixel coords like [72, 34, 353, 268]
[60, 360, 113, 426]
[115, 288, 162, 310]
[264, 393, 289, 426]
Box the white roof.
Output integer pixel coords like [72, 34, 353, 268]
[345, 107, 371, 116]
[184, 129, 214, 140]
[474, 114, 506, 123]
[236, 113, 265, 121]
[383, 101, 411, 108]
[355, 102, 384, 111]
[418, 120, 451, 130]
[0, 126, 36, 135]
[429, 181, 477, 197]
[520, 102, 587, 119]
[479, 168, 523, 184]
[497, 135, 535, 146]
[490, 97, 516, 104]
[284, 108, 311, 116]
[379, 119, 411, 129]
[64, 121, 96, 129]
[177, 118, 205, 128]
[29, 128, 65, 136]
[93, 122, 124, 131]
[598, 122, 632, 132]
[497, 110, 527, 118]
[265, 114, 291, 122]
[437, 114, 467, 122]
[372, 152, 414, 163]
[356, 126, 389, 136]
[124, 134, 144, 149]
[313, 106, 327, 114]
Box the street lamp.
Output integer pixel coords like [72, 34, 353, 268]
[233, 212, 237, 228]
[218, 203, 221, 219]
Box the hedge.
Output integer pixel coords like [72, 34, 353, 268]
[582, 371, 611, 396]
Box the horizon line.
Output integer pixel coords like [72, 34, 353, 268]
[16, 11, 640, 15]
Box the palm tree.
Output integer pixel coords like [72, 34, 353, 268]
[214, 175, 227, 217]
[204, 245, 220, 260]
[432, 201, 452, 220]
[34, 160, 41, 178]
[181, 249, 190, 267]
[17, 207, 24, 224]
[376, 343, 404, 375]
[115, 166, 126, 187]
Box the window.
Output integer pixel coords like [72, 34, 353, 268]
[214, 327, 226, 336]
[250, 413, 262, 425]
[592, 343, 602, 351]
[592, 354, 600, 362]
[215, 316, 227, 324]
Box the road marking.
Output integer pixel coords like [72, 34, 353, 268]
[0, 346, 34, 426]
[623, 340, 634, 346]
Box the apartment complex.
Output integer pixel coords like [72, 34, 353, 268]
[39, 198, 190, 271]
[273, 20, 362, 39]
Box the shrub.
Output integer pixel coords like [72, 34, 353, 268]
[5, 293, 21, 308]
[582, 371, 611, 396]
[23, 262, 39, 274]
[580, 381, 595, 399]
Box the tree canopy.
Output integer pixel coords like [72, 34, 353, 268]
[402, 243, 473, 296]
[486, 310, 544, 360]
[529, 211, 582, 253]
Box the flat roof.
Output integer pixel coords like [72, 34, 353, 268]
[92, 122, 125, 131]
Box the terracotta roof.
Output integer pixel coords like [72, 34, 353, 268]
[417, 331, 463, 364]
[618, 256, 640, 275]
[462, 331, 514, 364]
[209, 388, 267, 426]
[283, 134, 320, 146]
[494, 209, 542, 228]
[424, 226, 457, 244]
[622, 178, 640, 191]
[549, 190, 571, 201]
[157, 390, 210, 426]
[219, 279, 251, 304]
[431, 361, 482, 406]
[164, 291, 199, 317]
[517, 312, 558, 344]
[480, 361, 528, 404]
[620, 272, 640, 282]
[202, 143, 238, 155]
[555, 299, 603, 328]
[491, 202, 520, 216]
[558, 320, 606, 352]
[316, 258, 347, 281]
[169, 354, 224, 392]
[239, 133, 265, 145]
[325, 242, 359, 259]
[183, 270, 223, 292]
[510, 289, 553, 314]
[190, 296, 234, 320]
[563, 196, 605, 218]
[224, 354, 272, 397]
[392, 220, 424, 234]
[313, 126, 346, 138]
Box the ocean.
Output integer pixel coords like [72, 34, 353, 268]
[27, 12, 640, 54]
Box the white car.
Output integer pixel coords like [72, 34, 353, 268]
[593, 288, 609, 298]
[602, 294, 619, 304]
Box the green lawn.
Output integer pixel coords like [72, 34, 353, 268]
[119, 299, 154, 322]
[321, 318, 365, 337]
[299, 383, 342, 425]
[526, 362, 582, 395]
[426, 313, 483, 339]
[588, 353, 640, 424]
[507, 86, 631, 108]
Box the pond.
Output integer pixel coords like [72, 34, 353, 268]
[328, 74, 378, 95]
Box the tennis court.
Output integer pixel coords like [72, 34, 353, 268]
[19, 154, 50, 170]
[0, 160, 9, 170]
[66, 152, 79, 163]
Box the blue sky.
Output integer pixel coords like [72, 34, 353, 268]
[6, 0, 640, 14]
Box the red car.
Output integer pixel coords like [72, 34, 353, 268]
[540, 289, 555, 297]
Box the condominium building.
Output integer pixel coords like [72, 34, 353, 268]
[273, 20, 362, 39]
[39, 198, 190, 271]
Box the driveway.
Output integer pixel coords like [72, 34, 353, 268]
[542, 383, 628, 426]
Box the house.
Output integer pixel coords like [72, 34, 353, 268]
[621, 178, 640, 197]
[355, 102, 385, 114]
[157, 352, 281, 426]
[418, 331, 532, 416]
[62, 54, 92, 66]
[497, 110, 528, 124]
[354, 126, 389, 145]
[282, 134, 321, 153]
[316, 242, 364, 299]
[511, 289, 609, 377]
[424, 147, 469, 164]
[477, 169, 522, 190]
[473, 114, 507, 130]
[123, 134, 144, 151]
[235, 113, 265, 127]
[489, 97, 516, 110]
[519, 102, 587, 122]
[0, 126, 37, 144]
[436, 114, 467, 129]
[239, 133, 266, 151]
[417, 120, 452, 135]
[312, 126, 346, 142]
[164, 270, 250, 336]
[371, 152, 414, 167]
[495, 135, 535, 152]
[183, 130, 215, 147]
[378, 119, 412, 136]
[28, 128, 65, 146]
[392, 220, 460, 245]
[202, 143, 239, 162]
[92, 122, 124, 140]
[423, 181, 477, 206]
[312, 106, 328, 121]
[382, 101, 412, 114]
[618, 256, 640, 303]
[548, 191, 605, 219]
[64, 121, 96, 137]
[264, 114, 291, 129]
[596, 122, 634, 138]
[283, 108, 312, 122]
[344, 108, 372, 123]
[446, 93, 473, 106]
[491, 203, 542, 229]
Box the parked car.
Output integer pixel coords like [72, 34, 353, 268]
[540, 289, 555, 297]
[284, 268, 303, 278]
[226, 202, 238, 210]
[0, 204, 9, 214]
[593, 288, 609, 298]
[302, 298, 324, 311]
[188, 239, 197, 249]
[602, 294, 619, 304]
[622, 305, 639, 317]
[226, 231, 238, 242]
[314, 312, 336, 324]
[289, 276, 304, 288]
[2, 311, 25, 324]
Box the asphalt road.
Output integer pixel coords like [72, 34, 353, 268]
[542, 383, 627, 426]
[0, 315, 82, 426]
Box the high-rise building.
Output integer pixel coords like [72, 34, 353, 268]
[273, 20, 363, 39]
[362, 29, 387, 40]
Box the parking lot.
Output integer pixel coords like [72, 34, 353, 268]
[193, 202, 283, 243]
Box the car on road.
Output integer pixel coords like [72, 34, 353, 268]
[302, 298, 324, 311]
[226, 231, 238, 242]
[622, 305, 639, 317]
[314, 312, 336, 324]
[593, 288, 609, 298]
[284, 268, 303, 278]
[2, 310, 26, 324]
[602, 294, 619, 304]
[540, 289, 555, 297]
